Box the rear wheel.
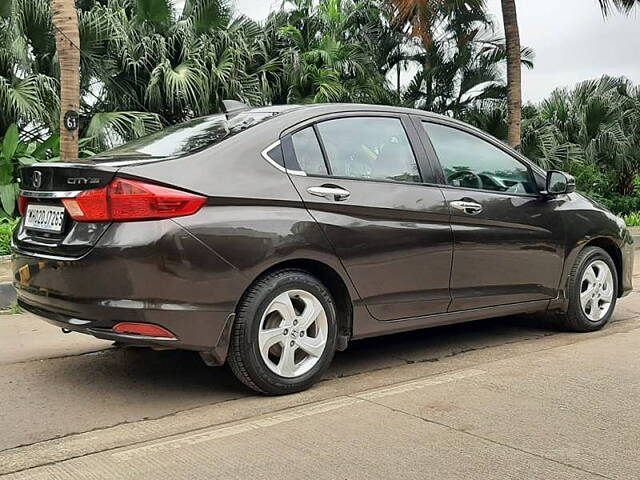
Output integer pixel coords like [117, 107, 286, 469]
[228, 269, 337, 395]
[556, 246, 618, 332]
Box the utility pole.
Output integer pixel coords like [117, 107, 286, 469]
[51, 0, 80, 162]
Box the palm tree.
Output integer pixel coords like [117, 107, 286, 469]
[51, 0, 81, 161]
[407, 39, 534, 117]
[497, 0, 639, 152]
[500, 0, 521, 149]
[598, 0, 640, 15]
[97, 0, 267, 130]
[386, 0, 484, 49]
[0, 2, 58, 139]
[1, 0, 166, 150]
[267, 0, 393, 104]
[465, 76, 640, 198]
[396, 0, 532, 117]
[2, 0, 268, 152]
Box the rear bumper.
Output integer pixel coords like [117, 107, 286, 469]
[17, 292, 234, 353]
[12, 219, 248, 357]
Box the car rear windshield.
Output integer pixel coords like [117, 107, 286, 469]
[93, 111, 276, 161]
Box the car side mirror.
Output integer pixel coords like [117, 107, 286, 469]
[545, 170, 576, 196]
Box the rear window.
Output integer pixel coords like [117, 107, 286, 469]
[94, 111, 277, 161]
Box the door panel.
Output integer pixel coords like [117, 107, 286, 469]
[291, 176, 453, 320]
[419, 119, 565, 311]
[442, 188, 565, 311]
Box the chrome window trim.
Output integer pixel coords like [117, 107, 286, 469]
[260, 140, 306, 177]
[20, 190, 82, 199]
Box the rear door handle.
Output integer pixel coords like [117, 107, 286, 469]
[450, 200, 483, 215]
[307, 185, 351, 201]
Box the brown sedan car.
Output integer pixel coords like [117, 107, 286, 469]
[13, 103, 634, 394]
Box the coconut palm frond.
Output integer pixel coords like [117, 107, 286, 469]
[85, 110, 162, 150]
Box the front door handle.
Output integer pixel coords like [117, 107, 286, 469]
[450, 200, 483, 215]
[307, 185, 351, 201]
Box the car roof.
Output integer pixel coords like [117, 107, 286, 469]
[251, 103, 455, 124]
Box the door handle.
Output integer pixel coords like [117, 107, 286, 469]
[307, 185, 351, 201]
[450, 200, 483, 215]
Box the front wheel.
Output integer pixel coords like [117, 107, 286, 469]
[228, 269, 337, 395]
[557, 246, 618, 332]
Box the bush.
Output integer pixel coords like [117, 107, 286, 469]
[622, 212, 640, 227]
[0, 217, 18, 255]
[598, 195, 640, 216]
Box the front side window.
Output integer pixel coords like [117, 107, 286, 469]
[423, 122, 536, 195]
[314, 117, 421, 183]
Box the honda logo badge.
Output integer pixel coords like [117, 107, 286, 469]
[32, 170, 42, 189]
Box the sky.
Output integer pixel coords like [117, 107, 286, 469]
[177, 0, 640, 103]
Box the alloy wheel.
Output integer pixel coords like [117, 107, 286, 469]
[258, 290, 328, 378]
[579, 259, 614, 322]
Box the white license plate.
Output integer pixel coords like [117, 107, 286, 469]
[24, 204, 66, 233]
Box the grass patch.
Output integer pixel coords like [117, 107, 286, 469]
[622, 212, 640, 227]
[0, 217, 18, 255]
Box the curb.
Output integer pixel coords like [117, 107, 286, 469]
[0, 257, 13, 309]
[628, 227, 640, 248]
[0, 283, 15, 309]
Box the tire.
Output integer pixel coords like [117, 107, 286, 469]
[228, 269, 338, 395]
[556, 246, 618, 332]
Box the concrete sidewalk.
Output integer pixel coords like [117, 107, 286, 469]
[0, 312, 111, 365]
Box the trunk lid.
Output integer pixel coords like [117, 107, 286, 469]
[15, 163, 119, 257]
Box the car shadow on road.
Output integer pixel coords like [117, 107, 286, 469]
[51, 313, 559, 397]
[327, 313, 559, 379]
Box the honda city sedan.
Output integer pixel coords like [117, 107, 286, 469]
[13, 103, 634, 394]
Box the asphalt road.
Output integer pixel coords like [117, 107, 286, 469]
[2, 259, 640, 479]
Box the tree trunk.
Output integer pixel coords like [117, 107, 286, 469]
[501, 0, 522, 149]
[396, 43, 402, 95]
[51, 0, 80, 162]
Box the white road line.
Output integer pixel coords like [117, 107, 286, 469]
[112, 368, 486, 461]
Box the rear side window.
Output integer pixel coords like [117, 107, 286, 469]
[315, 117, 421, 183]
[291, 127, 328, 175]
[263, 143, 285, 169]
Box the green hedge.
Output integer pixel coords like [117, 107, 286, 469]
[596, 195, 640, 216]
[0, 218, 18, 255]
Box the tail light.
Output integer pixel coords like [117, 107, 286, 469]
[60, 178, 206, 222]
[18, 195, 29, 216]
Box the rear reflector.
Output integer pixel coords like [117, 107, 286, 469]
[113, 322, 177, 339]
[60, 178, 206, 222]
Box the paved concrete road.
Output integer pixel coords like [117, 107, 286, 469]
[2, 262, 640, 479]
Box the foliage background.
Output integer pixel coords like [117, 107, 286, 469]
[1, 0, 639, 223]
